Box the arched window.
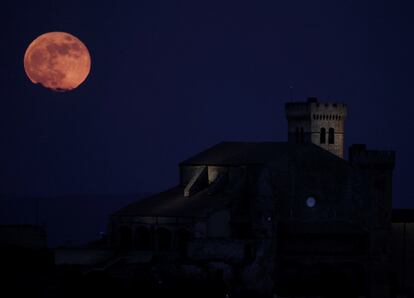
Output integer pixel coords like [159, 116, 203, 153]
[320, 127, 326, 144]
[135, 226, 152, 250]
[119, 226, 133, 250]
[176, 228, 190, 257]
[328, 128, 335, 144]
[156, 227, 172, 251]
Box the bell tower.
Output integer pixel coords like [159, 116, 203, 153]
[285, 97, 347, 158]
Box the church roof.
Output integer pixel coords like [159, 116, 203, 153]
[180, 141, 348, 168]
[114, 142, 349, 218]
[112, 186, 232, 218]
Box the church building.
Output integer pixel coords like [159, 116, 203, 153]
[109, 97, 396, 297]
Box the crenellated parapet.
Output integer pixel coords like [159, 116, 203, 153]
[349, 144, 395, 169]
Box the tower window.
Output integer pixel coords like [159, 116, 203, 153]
[295, 127, 305, 144]
[320, 127, 326, 144]
[328, 128, 335, 144]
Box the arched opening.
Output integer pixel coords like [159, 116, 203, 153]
[299, 127, 304, 143]
[156, 227, 172, 251]
[176, 228, 190, 257]
[320, 127, 326, 144]
[119, 226, 133, 250]
[135, 226, 152, 250]
[328, 128, 335, 144]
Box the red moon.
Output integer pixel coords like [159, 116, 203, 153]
[24, 32, 91, 92]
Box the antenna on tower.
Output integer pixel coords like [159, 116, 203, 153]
[289, 85, 294, 102]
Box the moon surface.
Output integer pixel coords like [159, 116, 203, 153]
[24, 32, 91, 91]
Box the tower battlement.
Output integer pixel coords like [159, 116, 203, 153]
[349, 144, 395, 169]
[285, 98, 347, 119]
[285, 97, 347, 158]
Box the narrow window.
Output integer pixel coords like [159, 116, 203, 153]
[328, 128, 335, 144]
[300, 127, 304, 143]
[320, 127, 326, 144]
[177, 229, 190, 257]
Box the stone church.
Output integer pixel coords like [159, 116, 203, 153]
[109, 97, 396, 297]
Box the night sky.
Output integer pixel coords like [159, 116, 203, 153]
[0, 0, 413, 207]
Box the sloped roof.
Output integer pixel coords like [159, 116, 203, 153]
[180, 141, 348, 168]
[114, 142, 349, 218]
[113, 186, 232, 218]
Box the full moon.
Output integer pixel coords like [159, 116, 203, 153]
[24, 32, 91, 91]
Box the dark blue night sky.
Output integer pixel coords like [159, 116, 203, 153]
[0, 0, 413, 207]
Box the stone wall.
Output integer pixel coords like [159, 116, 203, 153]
[392, 222, 414, 295]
